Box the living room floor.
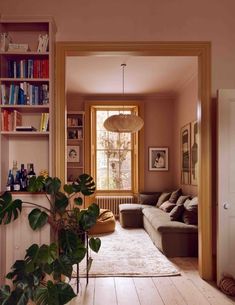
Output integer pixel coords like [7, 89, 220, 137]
[73, 258, 235, 305]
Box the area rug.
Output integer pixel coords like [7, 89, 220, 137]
[79, 222, 180, 277]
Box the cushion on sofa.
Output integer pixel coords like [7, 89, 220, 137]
[176, 195, 191, 205]
[169, 204, 185, 221]
[182, 197, 198, 225]
[159, 201, 176, 212]
[139, 192, 161, 206]
[156, 192, 171, 207]
[168, 188, 182, 203]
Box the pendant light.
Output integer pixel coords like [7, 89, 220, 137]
[103, 64, 144, 133]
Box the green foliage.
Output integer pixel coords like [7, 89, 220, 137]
[0, 173, 102, 305]
[89, 237, 101, 253]
[0, 192, 22, 225]
[28, 209, 48, 230]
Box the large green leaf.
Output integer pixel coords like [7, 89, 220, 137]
[89, 237, 101, 253]
[25, 243, 58, 272]
[79, 203, 100, 230]
[28, 208, 48, 230]
[27, 176, 45, 192]
[75, 174, 96, 196]
[4, 287, 29, 305]
[45, 177, 61, 195]
[0, 285, 10, 305]
[54, 192, 69, 213]
[0, 192, 22, 224]
[52, 255, 73, 280]
[35, 281, 76, 305]
[63, 184, 74, 195]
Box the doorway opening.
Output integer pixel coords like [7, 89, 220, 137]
[55, 42, 212, 280]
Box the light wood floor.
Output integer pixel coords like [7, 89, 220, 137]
[70, 257, 235, 305]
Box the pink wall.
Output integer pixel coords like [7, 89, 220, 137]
[143, 96, 174, 191]
[1, 0, 235, 96]
[173, 76, 198, 196]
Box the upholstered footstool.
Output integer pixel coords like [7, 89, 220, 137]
[88, 209, 116, 235]
[119, 204, 144, 228]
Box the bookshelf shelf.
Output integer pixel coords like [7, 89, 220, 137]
[0, 16, 55, 191]
[0, 78, 50, 82]
[0, 51, 49, 56]
[1, 131, 50, 136]
[66, 111, 85, 183]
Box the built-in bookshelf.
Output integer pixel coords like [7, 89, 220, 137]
[66, 111, 85, 183]
[0, 17, 55, 191]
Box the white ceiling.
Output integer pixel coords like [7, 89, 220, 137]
[66, 56, 197, 96]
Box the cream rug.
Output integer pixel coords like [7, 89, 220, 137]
[79, 222, 180, 277]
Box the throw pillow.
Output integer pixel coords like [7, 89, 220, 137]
[169, 188, 182, 203]
[159, 201, 176, 213]
[156, 192, 171, 207]
[176, 195, 191, 205]
[183, 197, 198, 225]
[139, 193, 160, 206]
[169, 204, 185, 221]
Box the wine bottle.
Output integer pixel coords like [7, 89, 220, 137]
[20, 164, 27, 191]
[6, 170, 14, 191]
[27, 163, 36, 185]
[13, 170, 21, 191]
[12, 160, 18, 181]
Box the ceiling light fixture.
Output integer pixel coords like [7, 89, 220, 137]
[103, 63, 144, 133]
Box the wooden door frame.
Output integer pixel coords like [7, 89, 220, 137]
[55, 42, 212, 280]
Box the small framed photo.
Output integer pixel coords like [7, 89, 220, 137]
[181, 123, 191, 184]
[149, 147, 169, 171]
[67, 145, 79, 162]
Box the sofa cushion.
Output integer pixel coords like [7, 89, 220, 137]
[159, 201, 176, 212]
[169, 204, 185, 221]
[156, 192, 171, 207]
[182, 197, 198, 225]
[142, 207, 198, 233]
[139, 192, 161, 206]
[176, 195, 191, 205]
[169, 188, 182, 203]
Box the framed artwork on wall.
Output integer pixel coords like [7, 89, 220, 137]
[67, 145, 80, 162]
[191, 120, 198, 185]
[181, 123, 191, 184]
[149, 147, 169, 171]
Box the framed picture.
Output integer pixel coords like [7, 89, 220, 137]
[191, 120, 198, 185]
[67, 145, 79, 162]
[181, 123, 191, 184]
[149, 147, 169, 171]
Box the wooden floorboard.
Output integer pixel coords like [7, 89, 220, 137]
[69, 258, 235, 305]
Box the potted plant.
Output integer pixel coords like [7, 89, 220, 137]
[0, 173, 101, 305]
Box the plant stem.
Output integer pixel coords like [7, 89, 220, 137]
[22, 201, 52, 213]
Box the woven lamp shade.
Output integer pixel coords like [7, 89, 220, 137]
[103, 113, 144, 133]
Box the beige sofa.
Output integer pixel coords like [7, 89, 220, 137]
[119, 192, 198, 257]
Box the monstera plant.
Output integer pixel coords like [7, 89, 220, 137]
[0, 174, 101, 305]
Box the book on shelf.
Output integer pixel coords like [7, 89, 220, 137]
[37, 34, 49, 53]
[1, 109, 22, 131]
[8, 43, 29, 52]
[40, 112, 49, 132]
[0, 82, 49, 105]
[15, 126, 37, 132]
[7, 59, 49, 79]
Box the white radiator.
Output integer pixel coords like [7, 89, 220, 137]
[95, 195, 134, 217]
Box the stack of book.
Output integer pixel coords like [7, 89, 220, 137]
[37, 34, 49, 53]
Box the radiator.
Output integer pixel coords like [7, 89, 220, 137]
[95, 195, 134, 217]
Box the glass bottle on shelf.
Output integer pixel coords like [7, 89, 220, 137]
[12, 160, 18, 181]
[27, 163, 36, 185]
[6, 170, 14, 192]
[13, 171, 21, 191]
[20, 164, 27, 191]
